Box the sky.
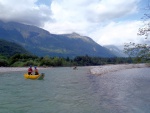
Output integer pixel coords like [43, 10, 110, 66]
[0, 0, 149, 46]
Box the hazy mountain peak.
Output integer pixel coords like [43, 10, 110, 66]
[104, 45, 128, 57]
[61, 32, 93, 43]
[63, 32, 83, 38]
[71, 32, 80, 36]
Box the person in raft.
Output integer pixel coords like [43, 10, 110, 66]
[34, 66, 39, 75]
[28, 65, 33, 75]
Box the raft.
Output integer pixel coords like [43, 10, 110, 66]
[24, 73, 45, 80]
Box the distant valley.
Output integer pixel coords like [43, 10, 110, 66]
[104, 45, 128, 57]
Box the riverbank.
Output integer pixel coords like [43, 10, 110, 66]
[90, 63, 147, 75]
[0, 64, 148, 74]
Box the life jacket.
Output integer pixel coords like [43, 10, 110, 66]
[35, 69, 38, 73]
[34, 69, 39, 75]
[28, 68, 33, 72]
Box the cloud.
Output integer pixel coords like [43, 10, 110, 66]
[50, 0, 139, 23]
[44, 0, 142, 45]
[0, 0, 143, 46]
[86, 0, 139, 22]
[89, 21, 144, 45]
[0, 0, 52, 26]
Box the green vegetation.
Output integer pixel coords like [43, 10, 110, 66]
[0, 54, 146, 67]
[0, 37, 133, 67]
[0, 39, 31, 57]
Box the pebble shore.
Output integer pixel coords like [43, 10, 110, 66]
[90, 64, 147, 75]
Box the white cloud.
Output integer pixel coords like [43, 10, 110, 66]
[86, 0, 139, 22]
[0, 0, 144, 46]
[50, 0, 139, 23]
[0, 0, 52, 26]
[89, 21, 144, 45]
[43, 0, 142, 45]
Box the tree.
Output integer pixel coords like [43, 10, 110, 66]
[124, 2, 150, 62]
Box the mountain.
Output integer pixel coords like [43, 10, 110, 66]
[0, 21, 115, 58]
[104, 45, 128, 57]
[0, 39, 30, 57]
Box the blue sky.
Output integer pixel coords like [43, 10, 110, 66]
[36, 0, 52, 6]
[0, 0, 149, 46]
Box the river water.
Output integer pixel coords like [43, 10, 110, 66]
[0, 67, 150, 113]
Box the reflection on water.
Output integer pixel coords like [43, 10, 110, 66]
[0, 67, 150, 113]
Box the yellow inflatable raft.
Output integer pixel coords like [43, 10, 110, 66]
[24, 73, 45, 80]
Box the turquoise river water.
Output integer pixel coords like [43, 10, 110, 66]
[0, 67, 150, 113]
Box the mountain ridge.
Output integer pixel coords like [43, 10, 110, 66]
[0, 21, 115, 58]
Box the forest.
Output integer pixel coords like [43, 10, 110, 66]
[0, 38, 148, 67]
[0, 53, 147, 67]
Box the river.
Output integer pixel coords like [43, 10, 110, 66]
[0, 67, 150, 113]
